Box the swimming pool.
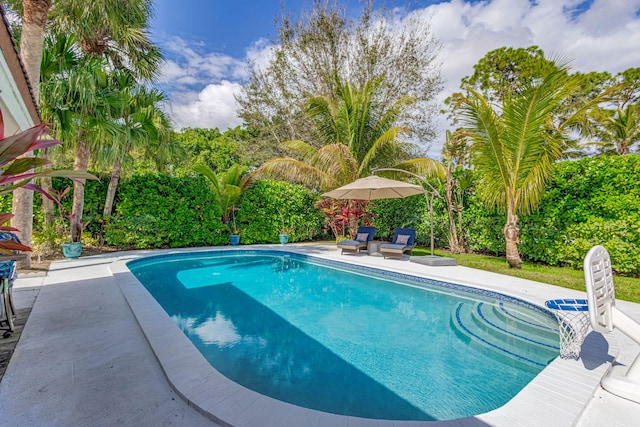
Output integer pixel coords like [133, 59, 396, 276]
[128, 250, 559, 421]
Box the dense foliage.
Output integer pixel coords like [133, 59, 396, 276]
[96, 176, 325, 248]
[103, 174, 227, 248]
[236, 180, 325, 244]
[463, 155, 640, 275]
[520, 155, 640, 275]
[239, 0, 442, 152]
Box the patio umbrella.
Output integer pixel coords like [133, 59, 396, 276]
[322, 175, 424, 200]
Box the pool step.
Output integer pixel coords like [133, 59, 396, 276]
[451, 302, 559, 369]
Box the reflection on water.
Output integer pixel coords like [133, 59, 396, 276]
[129, 252, 550, 421]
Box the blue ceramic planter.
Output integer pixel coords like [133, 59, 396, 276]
[278, 234, 289, 245]
[229, 235, 240, 246]
[61, 242, 83, 259]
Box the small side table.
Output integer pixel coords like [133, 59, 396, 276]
[367, 240, 385, 256]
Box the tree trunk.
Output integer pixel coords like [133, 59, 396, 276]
[41, 176, 55, 224]
[103, 159, 122, 217]
[445, 171, 461, 253]
[456, 203, 466, 253]
[503, 209, 521, 269]
[11, 0, 52, 268]
[21, 0, 52, 102]
[71, 139, 90, 242]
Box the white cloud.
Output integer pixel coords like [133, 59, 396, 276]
[415, 0, 640, 156]
[158, 0, 640, 153]
[165, 80, 244, 131]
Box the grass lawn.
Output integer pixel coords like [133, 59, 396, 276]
[412, 247, 640, 304]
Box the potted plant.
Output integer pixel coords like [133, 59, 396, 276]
[278, 212, 294, 245]
[193, 163, 248, 246]
[229, 207, 240, 246]
[52, 187, 89, 259]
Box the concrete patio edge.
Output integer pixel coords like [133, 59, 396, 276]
[110, 244, 631, 427]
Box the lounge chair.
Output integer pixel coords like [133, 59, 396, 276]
[380, 228, 416, 259]
[337, 226, 376, 255]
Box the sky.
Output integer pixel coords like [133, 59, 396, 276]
[151, 0, 640, 157]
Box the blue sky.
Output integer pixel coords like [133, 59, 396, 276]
[152, 1, 451, 57]
[151, 0, 640, 156]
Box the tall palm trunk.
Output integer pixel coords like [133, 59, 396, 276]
[445, 171, 462, 253]
[21, 0, 51, 102]
[71, 138, 90, 242]
[504, 207, 521, 269]
[103, 158, 122, 217]
[11, 0, 51, 268]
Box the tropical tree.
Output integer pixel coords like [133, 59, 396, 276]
[459, 62, 592, 268]
[0, 108, 95, 252]
[252, 77, 443, 236]
[100, 73, 173, 217]
[5, 0, 162, 248]
[588, 104, 640, 155]
[193, 164, 248, 233]
[47, 0, 162, 242]
[3, 0, 53, 265]
[440, 129, 470, 253]
[239, 0, 442, 152]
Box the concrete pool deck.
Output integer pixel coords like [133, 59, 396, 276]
[0, 244, 639, 426]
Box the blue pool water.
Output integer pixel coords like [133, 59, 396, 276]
[128, 251, 559, 421]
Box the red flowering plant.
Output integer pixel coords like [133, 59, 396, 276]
[0, 109, 96, 253]
[314, 198, 374, 241]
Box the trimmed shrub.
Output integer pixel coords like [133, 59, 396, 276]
[236, 180, 325, 244]
[104, 174, 227, 248]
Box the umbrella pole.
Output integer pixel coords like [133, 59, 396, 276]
[425, 191, 435, 256]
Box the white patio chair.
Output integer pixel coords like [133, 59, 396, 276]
[584, 245, 640, 403]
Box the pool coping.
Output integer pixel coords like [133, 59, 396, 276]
[110, 245, 618, 427]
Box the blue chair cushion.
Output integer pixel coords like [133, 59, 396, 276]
[380, 243, 407, 250]
[338, 240, 365, 247]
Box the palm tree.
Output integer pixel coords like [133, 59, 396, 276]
[194, 164, 248, 233]
[6, 0, 161, 251]
[460, 63, 590, 268]
[100, 72, 172, 217]
[441, 129, 470, 253]
[47, 0, 161, 241]
[589, 104, 640, 155]
[252, 77, 441, 235]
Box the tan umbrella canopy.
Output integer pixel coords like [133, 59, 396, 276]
[322, 175, 424, 200]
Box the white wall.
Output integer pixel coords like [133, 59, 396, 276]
[0, 48, 35, 135]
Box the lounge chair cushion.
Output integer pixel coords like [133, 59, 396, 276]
[395, 234, 410, 245]
[355, 232, 369, 242]
[338, 240, 364, 247]
[379, 243, 407, 251]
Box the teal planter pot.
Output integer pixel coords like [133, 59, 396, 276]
[229, 234, 240, 246]
[61, 242, 83, 259]
[278, 234, 289, 245]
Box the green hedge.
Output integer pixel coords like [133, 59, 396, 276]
[104, 174, 227, 248]
[368, 195, 450, 247]
[236, 180, 325, 244]
[519, 155, 640, 275]
[462, 155, 640, 275]
[102, 176, 325, 248]
[17, 154, 639, 276]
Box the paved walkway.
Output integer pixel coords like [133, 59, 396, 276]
[0, 255, 219, 427]
[0, 245, 639, 426]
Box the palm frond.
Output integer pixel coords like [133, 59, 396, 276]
[250, 157, 337, 191]
[281, 140, 318, 160]
[390, 158, 446, 182]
